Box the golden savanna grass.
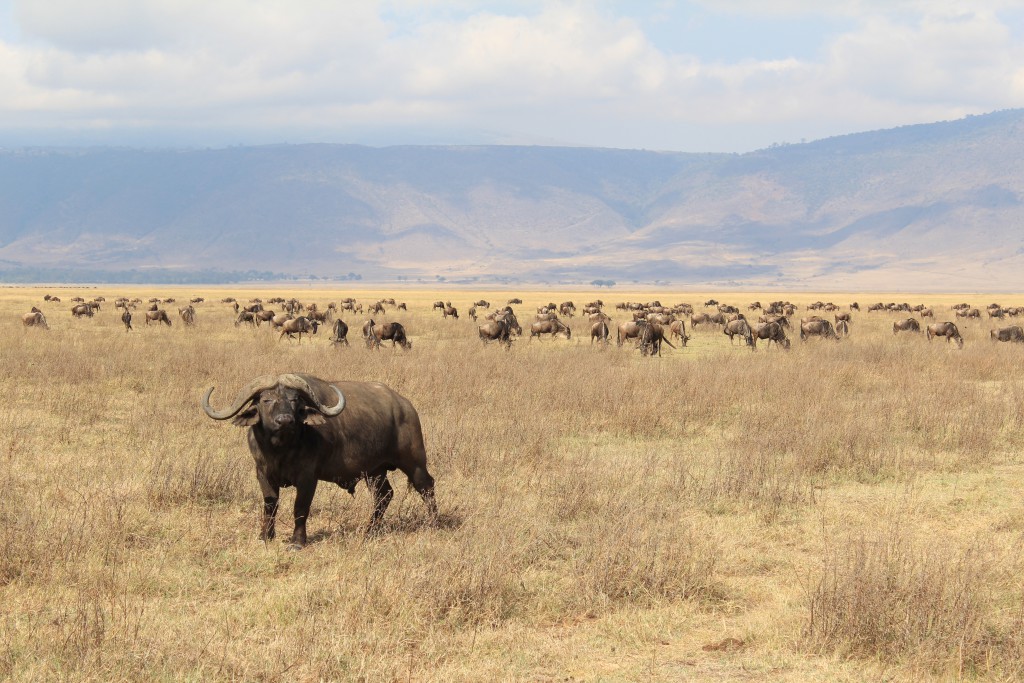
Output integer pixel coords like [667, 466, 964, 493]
[3, 286, 1024, 681]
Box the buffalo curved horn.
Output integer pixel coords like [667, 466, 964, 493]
[277, 374, 346, 417]
[201, 374, 279, 420]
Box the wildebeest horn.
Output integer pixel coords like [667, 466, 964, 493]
[277, 374, 346, 416]
[201, 374, 279, 420]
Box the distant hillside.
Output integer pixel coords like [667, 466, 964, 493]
[1, 109, 1023, 290]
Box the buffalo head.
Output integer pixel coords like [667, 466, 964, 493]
[202, 373, 345, 433]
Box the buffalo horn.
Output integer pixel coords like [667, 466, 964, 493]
[201, 374, 279, 420]
[277, 374, 346, 417]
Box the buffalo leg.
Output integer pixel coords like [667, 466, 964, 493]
[290, 478, 319, 547]
[365, 473, 394, 530]
[256, 471, 280, 542]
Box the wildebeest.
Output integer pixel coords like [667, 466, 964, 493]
[330, 319, 349, 346]
[235, 311, 258, 327]
[956, 308, 981, 319]
[893, 318, 921, 334]
[926, 322, 964, 348]
[990, 326, 1024, 343]
[179, 305, 196, 326]
[723, 318, 754, 347]
[145, 310, 172, 326]
[752, 322, 790, 350]
[637, 321, 676, 357]
[800, 319, 839, 341]
[474, 300, 490, 309]
[443, 304, 459, 320]
[279, 316, 318, 342]
[835, 319, 850, 337]
[468, 306, 477, 322]
[432, 300, 446, 311]
[369, 302, 386, 315]
[530, 318, 571, 341]
[202, 373, 437, 547]
[71, 303, 96, 318]
[507, 298, 523, 305]
[364, 320, 412, 350]
[590, 320, 609, 344]
[919, 308, 934, 318]
[121, 309, 132, 331]
[22, 311, 48, 329]
[478, 315, 520, 348]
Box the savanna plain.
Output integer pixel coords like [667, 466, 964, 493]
[3, 286, 1024, 682]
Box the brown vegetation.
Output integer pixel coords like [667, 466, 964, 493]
[2, 287, 1024, 681]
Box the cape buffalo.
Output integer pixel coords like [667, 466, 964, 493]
[202, 373, 437, 547]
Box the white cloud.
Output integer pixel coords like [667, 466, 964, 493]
[0, 0, 1021, 150]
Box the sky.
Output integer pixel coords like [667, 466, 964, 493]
[0, 0, 1022, 152]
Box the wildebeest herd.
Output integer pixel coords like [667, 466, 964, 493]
[19, 291, 1022, 547]
[22, 294, 1024, 355]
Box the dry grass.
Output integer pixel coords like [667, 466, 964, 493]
[2, 286, 1024, 681]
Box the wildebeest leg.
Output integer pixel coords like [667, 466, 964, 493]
[365, 473, 394, 531]
[256, 472, 280, 541]
[290, 478, 318, 548]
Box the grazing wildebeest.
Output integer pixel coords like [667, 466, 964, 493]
[443, 304, 459, 320]
[179, 305, 196, 326]
[752, 322, 790, 350]
[926, 322, 964, 348]
[530, 318, 571, 340]
[617, 320, 642, 346]
[637, 321, 676, 357]
[479, 315, 519, 348]
[254, 309, 276, 325]
[723, 318, 754, 347]
[202, 373, 437, 547]
[432, 300, 445, 311]
[758, 314, 789, 328]
[365, 321, 412, 350]
[474, 300, 490, 309]
[893, 318, 921, 334]
[560, 302, 576, 317]
[835, 313, 851, 323]
[590, 320, 610, 344]
[145, 310, 172, 326]
[990, 326, 1024, 343]
[369, 302, 386, 315]
[690, 313, 713, 329]
[71, 303, 95, 318]
[668, 319, 688, 343]
[835, 319, 850, 337]
[330, 319, 349, 346]
[956, 308, 981, 319]
[121, 309, 132, 331]
[22, 311, 48, 329]
[507, 298, 523, 305]
[919, 308, 934, 318]
[190, 297, 204, 304]
[468, 306, 477, 322]
[800, 319, 838, 341]
[279, 316, 318, 342]
[236, 311, 258, 327]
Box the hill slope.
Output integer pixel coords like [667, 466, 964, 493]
[1, 110, 1022, 289]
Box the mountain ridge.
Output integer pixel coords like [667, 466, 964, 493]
[1, 109, 1022, 289]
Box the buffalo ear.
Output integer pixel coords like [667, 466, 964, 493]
[302, 407, 327, 426]
[232, 407, 260, 427]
